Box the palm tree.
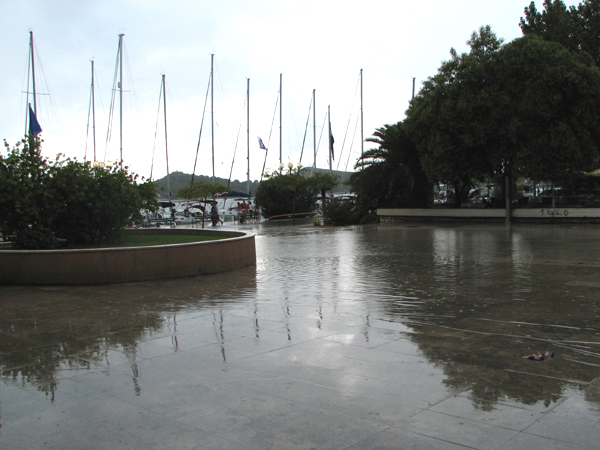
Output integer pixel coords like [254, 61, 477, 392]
[350, 122, 431, 209]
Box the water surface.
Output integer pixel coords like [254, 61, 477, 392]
[2, 223, 600, 449]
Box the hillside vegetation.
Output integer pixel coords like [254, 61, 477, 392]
[153, 169, 353, 199]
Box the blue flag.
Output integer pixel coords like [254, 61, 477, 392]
[258, 136, 267, 150]
[329, 129, 335, 160]
[29, 104, 42, 136]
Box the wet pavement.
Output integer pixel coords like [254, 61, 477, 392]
[1, 222, 600, 449]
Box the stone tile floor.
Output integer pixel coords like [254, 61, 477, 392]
[1, 223, 600, 449]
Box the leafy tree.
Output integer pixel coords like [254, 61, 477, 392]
[155, 171, 258, 199]
[255, 164, 335, 219]
[350, 122, 431, 209]
[406, 26, 503, 206]
[520, 1, 575, 50]
[407, 26, 600, 206]
[489, 35, 600, 184]
[1, 136, 158, 249]
[310, 171, 338, 200]
[520, 0, 600, 67]
[177, 181, 229, 228]
[177, 181, 228, 201]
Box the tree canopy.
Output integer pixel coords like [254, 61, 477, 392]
[405, 26, 504, 206]
[346, 2, 600, 210]
[254, 165, 336, 218]
[177, 181, 228, 201]
[490, 35, 600, 182]
[520, 0, 600, 67]
[405, 25, 600, 205]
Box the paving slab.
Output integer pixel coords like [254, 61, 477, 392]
[2, 223, 600, 449]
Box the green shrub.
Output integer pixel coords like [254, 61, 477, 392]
[321, 199, 362, 226]
[1, 136, 157, 249]
[255, 165, 335, 218]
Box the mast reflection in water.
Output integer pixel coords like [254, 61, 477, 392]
[2, 223, 600, 420]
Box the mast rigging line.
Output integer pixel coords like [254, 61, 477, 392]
[104, 35, 135, 166]
[227, 95, 248, 188]
[104, 38, 121, 163]
[85, 60, 101, 163]
[298, 96, 313, 165]
[260, 90, 280, 181]
[123, 44, 140, 114]
[149, 78, 164, 181]
[336, 72, 362, 171]
[24, 33, 33, 136]
[314, 112, 328, 168]
[23, 33, 60, 136]
[35, 51, 61, 133]
[162, 74, 171, 203]
[284, 96, 303, 162]
[191, 76, 212, 187]
[344, 114, 361, 172]
[85, 64, 93, 162]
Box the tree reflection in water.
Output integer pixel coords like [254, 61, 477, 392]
[2, 224, 600, 414]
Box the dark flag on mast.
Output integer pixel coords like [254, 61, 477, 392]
[28, 104, 42, 136]
[258, 137, 267, 150]
[329, 128, 335, 160]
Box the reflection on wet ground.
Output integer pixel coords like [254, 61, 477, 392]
[1, 223, 600, 449]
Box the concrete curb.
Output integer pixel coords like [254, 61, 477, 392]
[378, 207, 600, 224]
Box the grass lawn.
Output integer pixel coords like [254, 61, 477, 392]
[0, 232, 230, 250]
[116, 234, 228, 247]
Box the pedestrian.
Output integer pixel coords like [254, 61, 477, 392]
[210, 202, 220, 227]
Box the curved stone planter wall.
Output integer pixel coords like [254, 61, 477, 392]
[0, 229, 256, 285]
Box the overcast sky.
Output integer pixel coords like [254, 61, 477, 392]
[1, 0, 580, 183]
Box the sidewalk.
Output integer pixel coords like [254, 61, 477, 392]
[1, 224, 600, 449]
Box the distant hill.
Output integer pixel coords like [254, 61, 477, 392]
[153, 168, 353, 199]
[153, 172, 257, 199]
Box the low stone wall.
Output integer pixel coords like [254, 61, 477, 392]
[378, 207, 600, 224]
[0, 229, 256, 285]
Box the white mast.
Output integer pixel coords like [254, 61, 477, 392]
[163, 74, 171, 203]
[279, 73, 282, 167]
[247, 78, 250, 196]
[118, 33, 124, 168]
[360, 69, 364, 159]
[92, 60, 97, 162]
[25, 31, 38, 136]
[211, 53, 215, 182]
[313, 89, 316, 172]
[328, 105, 332, 173]
[30, 31, 37, 116]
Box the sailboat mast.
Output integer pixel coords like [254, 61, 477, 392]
[360, 69, 364, 159]
[92, 60, 97, 162]
[247, 78, 250, 196]
[163, 74, 171, 203]
[328, 105, 332, 173]
[279, 73, 282, 167]
[118, 33, 124, 168]
[30, 31, 37, 115]
[211, 53, 215, 182]
[313, 89, 316, 172]
[25, 31, 37, 136]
